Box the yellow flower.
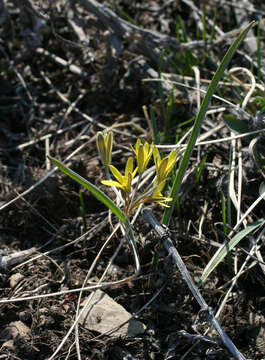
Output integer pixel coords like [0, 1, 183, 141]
[96, 131, 113, 166]
[129, 180, 172, 212]
[102, 157, 138, 193]
[153, 146, 177, 183]
[148, 180, 172, 207]
[131, 139, 154, 174]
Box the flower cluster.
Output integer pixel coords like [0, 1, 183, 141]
[101, 157, 138, 194]
[97, 132, 178, 216]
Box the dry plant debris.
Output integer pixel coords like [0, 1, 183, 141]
[0, 0, 265, 359]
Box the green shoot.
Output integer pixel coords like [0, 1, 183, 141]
[195, 154, 207, 184]
[202, 5, 207, 43]
[106, 0, 137, 26]
[158, 52, 167, 138]
[175, 116, 195, 143]
[174, 16, 199, 76]
[198, 218, 265, 286]
[149, 106, 159, 144]
[163, 85, 175, 143]
[178, 16, 188, 42]
[162, 21, 256, 226]
[254, 96, 265, 110]
[210, 9, 217, 42]
[195, 23, 201, 41]
[257, 20, 261, 83]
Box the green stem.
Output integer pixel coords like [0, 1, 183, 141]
[128, 173, 142, 215]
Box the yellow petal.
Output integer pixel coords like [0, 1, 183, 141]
[96, 132, 107, 165]
[153, 196, 172, 206]
[132, 166, 138, 178]
[105, 132, 113, 165]
[96, 132, 104, 152]
[136, 138, 141, 151]
[125, 157, 133, 176]
[109, 165, 123, 183]
[169, 149, 177, 162]
[158, 158, 168, 181]
[155, 202, 170, 207]
[143, 141, 149, 154]
[101, 180, 123, 189]
[166, 150, 177, 175]
[144, 143, 154, 169]
[153, 146, 160, 166]
[154, 179, 166, 194]
[148, 143, 154, 157]
[138, 144, 145, 173]
[124, 172, 132, 193]
[130, 143, 136, 154]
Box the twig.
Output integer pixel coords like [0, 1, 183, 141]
[36, 48, 89, 77]
[2, 119, 90, 152]
[142, 207, 247, 360]
[0, 248, 37, 271]
[77, 0, 208, 68]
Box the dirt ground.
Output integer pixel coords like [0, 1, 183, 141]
[0, 1, 265, 359]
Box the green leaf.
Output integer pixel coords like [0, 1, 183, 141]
[223, 115, 249, 134]
[252, 142, 265, 169]
[162, 21, 256, 226]
[48, 155, 129, 225]
[198, 218, 265, 287]
[150, 106, 159, 145]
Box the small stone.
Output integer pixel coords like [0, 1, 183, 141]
[79, 289, 146, 338]
[0, 321, 30, 342]
[10, 273, 24, 288]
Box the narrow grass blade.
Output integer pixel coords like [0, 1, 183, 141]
[164, 85, 175, 143]
[106, 0, 137, 25]
[158, 52, 167, 137]
[195, 154, 207, 184]
[150, 106, 159, 144]
[198, 218, 265, 287]
[257, 20, 261, 83]
[48, 156, 129, 225]
[162, 21, 256, 226]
